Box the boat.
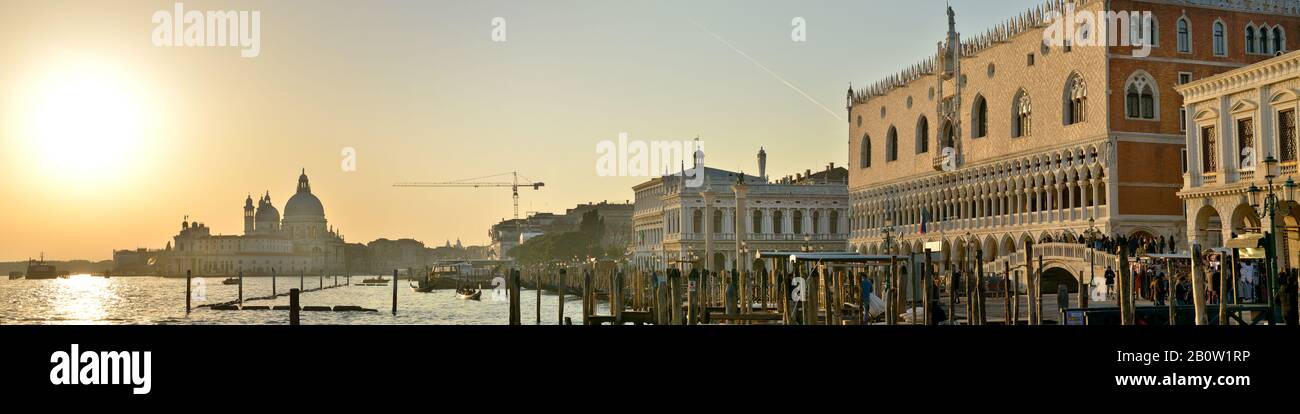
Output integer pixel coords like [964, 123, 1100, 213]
[455, 287, 482, 301]
[361, 276, 388, 284]
[7, 271, 21, 280]
[409, 268, 436, 293]
[222, 277, 240, 285]
[25, 254, 58, 280]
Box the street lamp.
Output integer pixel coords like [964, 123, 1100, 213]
[1246, 154, 1295, 324]
[881, 218, 896, 256]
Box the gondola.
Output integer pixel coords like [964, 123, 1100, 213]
[409, 268, 437, 293]
[222, 277, 240, 285]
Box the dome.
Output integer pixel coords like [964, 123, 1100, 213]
[256, 196, 281, 223]
[285, 192, 324, 217]
[284, 170, 325, 218]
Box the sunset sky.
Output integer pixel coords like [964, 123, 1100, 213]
[0, 0, 1038, 261]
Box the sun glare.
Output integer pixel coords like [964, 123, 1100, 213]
[19, 59, 155, 186]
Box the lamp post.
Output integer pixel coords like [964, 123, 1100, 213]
[1246, 155, 1295, 325]
[1084, 216, 1103, 307]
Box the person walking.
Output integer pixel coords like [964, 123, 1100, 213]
[1104, 266, 1116, 301]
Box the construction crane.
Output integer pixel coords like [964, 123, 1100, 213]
[395, 172, 545, 220]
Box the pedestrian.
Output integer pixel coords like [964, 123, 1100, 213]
[1104, 266, 1116, 300]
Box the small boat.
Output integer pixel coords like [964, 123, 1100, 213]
[361, 276, 389, 284]
[455, 287, 482, 301]
[222, 277, 240, 285]
[7, 271, 22, 280]
[410, 268, 436, 293]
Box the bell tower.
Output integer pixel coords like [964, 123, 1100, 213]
[243, 194, 255, 234]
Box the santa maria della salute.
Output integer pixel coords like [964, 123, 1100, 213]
[162, 170, 346, 276]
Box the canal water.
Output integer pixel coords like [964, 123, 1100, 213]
[0, 275, 602, 325]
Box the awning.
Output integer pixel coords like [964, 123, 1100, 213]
[1225, 233, 1266, 249]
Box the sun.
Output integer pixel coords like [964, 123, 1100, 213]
[18, 59, 154, 185]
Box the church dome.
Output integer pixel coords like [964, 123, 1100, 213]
[256, 193, 281, 223]
[284, 170, 325, 218]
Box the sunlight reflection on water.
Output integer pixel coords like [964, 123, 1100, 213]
[0, 276, 601, 325]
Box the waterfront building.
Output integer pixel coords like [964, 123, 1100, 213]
[631, 147, 849, 272]
[1176, 49, 1300, 268]
[165, 171, 346, 276]
[847, 0, 1300, 283]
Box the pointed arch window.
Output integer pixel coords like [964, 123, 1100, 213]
[1177, 17, 1191, 53]
[1247, 26, 1258, 54]
[1213, 21, 1227, 56]
[972, 95, 988, 138]
[1064, 73, 1087, 125]
[886, 126, 899, 162]
[1261, 26, 1272, 54]
[916, 116, 930, 154]
[1132, 14, 1158, 47]
[1274, 26, 1286, 53]
[1125, 72, 1158, 120]
[1012, 90, 1032, 138]
[859, 134, 872, 169]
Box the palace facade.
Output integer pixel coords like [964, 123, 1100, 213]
[848, 0, 1300, 270]
[1177, 49, 1300, 269]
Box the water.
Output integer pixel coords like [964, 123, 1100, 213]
[0, 275, 601, 325]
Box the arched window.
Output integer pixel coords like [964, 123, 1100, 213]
[1212, 20, 1226, 56]
[793, 210, 804, 234]
[971, 95, 988, 138]
[1064, 73, 1087, 125]
[859, 134, 871, 169]
[812, 210, 821, 234]
[916, 116, 930, 154]
[1011, 90, 1032, 138]
[1125, 71, 1158, 120]
[772, 210, 784, 234]
[751, 209, 763, 234]
[829, 210, 840, 234]
[1274, 26, 1285, 53]
[1247, 25, 1258, 54]
[1177, 17, 1191, 53]
[1132, 14, 1158, 46]
[1260, 26, 1271, 54]
[691, 209, 702, 234]
[886, 126, 899, 162]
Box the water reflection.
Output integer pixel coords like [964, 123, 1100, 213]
[51, 274, 114, 324]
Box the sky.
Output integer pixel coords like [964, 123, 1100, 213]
[0, 0, 1039, 261]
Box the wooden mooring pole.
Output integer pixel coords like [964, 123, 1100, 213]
[238, 271, 244, 306]
[557, 268, 566, 325]
[185, 270, 192, 314]
[289, 288, 300, 325]
[272, 268, 277, 296]
[509, 269, 522, 325]
[391, 269, 398, 316]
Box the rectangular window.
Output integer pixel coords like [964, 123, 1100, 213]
[1181, 148, 1188, 174]
[1238, 118, 1254, 170]
[1281, 109, 1297, 162]
[1178, 72, 1193, 85]
[1201, 126, 1218, 173]
[1180, 108, 1187, 132]
[1027, 53, 1035, 66]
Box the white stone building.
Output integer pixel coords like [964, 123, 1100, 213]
[1176, 49, 1300, 268]
[632, 148, 850, 272]
[165, 171, 347, 276]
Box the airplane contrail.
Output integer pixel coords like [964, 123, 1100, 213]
[689, 19, 843, 122]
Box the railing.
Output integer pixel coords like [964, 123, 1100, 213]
[671, 232, 847, 242]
